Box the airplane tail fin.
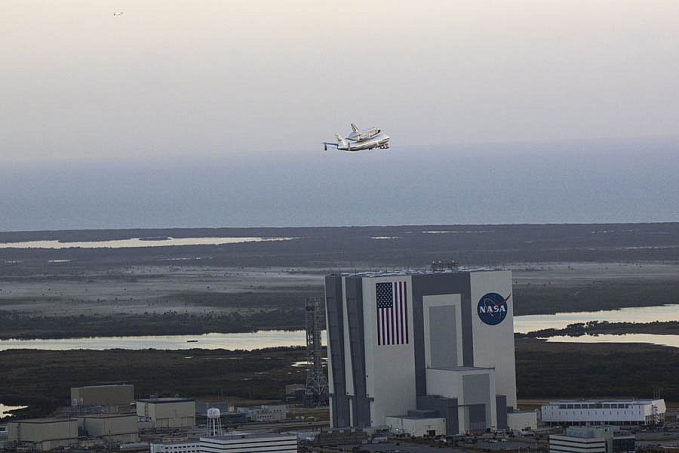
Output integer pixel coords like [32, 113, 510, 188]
[350, 123, 359, 133]
[336, 134, 348, 148]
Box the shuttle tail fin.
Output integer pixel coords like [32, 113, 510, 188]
[350, 123, 359, 133]
[336, 134, 349, 148]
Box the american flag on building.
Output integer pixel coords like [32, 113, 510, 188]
[376, 281, 409, 346]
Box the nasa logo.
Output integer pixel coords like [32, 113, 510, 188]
[477, 292, 510, 326]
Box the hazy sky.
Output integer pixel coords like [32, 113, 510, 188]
[3, 0, 679, 164]
[1, 2, 678, 230]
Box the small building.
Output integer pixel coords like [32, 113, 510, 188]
[150, 439, 200, 453]
[285, 384, 305, 394]
[195, 403, 246, 428]
[72, 384, 135, 407]
[137, 398, 195, 428]
[236, 405, 288, 423]
[542, 399, 666, 427]
[79, 413, 139, 442]
[7, 418, 78, 451]
[200, 432, 297, 453]
[549, 426, 635, 453]
[386, 410, 446, 436]
[507, 410, 538, 431]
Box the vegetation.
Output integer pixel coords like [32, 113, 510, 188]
[1, 223, 679, 269]
[0, 309, 310, 340]
[0, 347, 307, 419]
[5, 340, 679, 419]
[521, 320, 679, 338]
[515, 338, 679, 401]
[514, 280, 679, 316]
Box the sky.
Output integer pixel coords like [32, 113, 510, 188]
[1, 1, 678, 230]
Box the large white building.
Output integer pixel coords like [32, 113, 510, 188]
[541, 399, 666, 427]
[200, 433, 297, 453]
[325, 269, 517, 435]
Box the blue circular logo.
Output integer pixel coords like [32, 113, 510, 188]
[477, 293, 510, 325]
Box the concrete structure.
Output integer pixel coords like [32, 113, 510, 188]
[7, 418, 78, 451]
[200, 433, 297, 453]
[71, 384, 134, 407]
[150, 440, 200, 453]
[137, 398, 195, 428]
[79, 413, 139, 442]
[507, 410, 538, 431]
[550, 426, 635, 453]
[386, 410, 446, 436]
[542, 399, 666, 426]
[325, 269, 516, 434]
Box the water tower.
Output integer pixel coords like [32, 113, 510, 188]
[206, 407, 223, 437]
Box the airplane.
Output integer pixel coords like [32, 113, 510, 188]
[323, 124, 390, 152]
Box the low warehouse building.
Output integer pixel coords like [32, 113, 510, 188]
[386, 410, 446, 436]
[507, 410, 538, 431]
[7, 418, 78, 451]
[137, 398, 195, 428]
[542, 399, 665, 426]
[79, 413, 139, 442]
[71, 384, 134, 407]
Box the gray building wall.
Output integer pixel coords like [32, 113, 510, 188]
[325, 275, 350, 427]
[410, 273, 473, 397]
[429, 305, 458, 368]
[496, 396, 508, 430]
[417, 396, 460, 435]
[463, 374, 492, 430]
[344, 277, 371, 428]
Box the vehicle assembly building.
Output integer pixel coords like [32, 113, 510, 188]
[325, 269, 516, 435]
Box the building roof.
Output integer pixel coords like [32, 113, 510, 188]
[331, 268, 504, 278]
[73, 384, 133, 389]
[137, 398, 194, 404]
[80, 413, 137, 419]
[201, 432, 295, 441]
[7, 418, 77, 424]
[431, 365, 495, 372]
[547, 399, 662, 405]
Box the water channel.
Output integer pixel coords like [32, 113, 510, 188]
[1, 305, 679, 350]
